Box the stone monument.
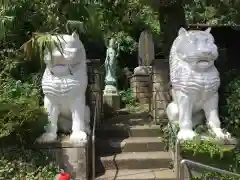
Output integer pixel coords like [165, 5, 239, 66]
[129, 31, 154, 104]
[37, 32, 90, 144]
[103, 38, 120, 110]
[166, 27, 231, 141]
[134, 30, 154, 75]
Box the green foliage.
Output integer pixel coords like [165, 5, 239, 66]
[119, 88, 137, 106]
[182, 139, 225, 158]
[219, 70, 240, 136]
[165, 121, 240, 179]
[181, 138, 240, 179]
[22, 32, 67, 65]
[0, 76, 46, 141]
[190, 172, 240, 180]
[0, 148, 58, 180]
[0, 74, 55, 178]
[163, 123, 179, 150]
[0, 0, 160, 57]
[0, 0, 157, 176]
[184, 0, 240, 25]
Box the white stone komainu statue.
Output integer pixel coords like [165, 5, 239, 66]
[37, 32, 90, 144]
[166, 27, 231, 141]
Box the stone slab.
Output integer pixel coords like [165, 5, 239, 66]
[132, 86, 150, 93]
[138, 97, 150, 104]
[96, 137, 165, 153]
[96, 124, 163, 138]
[96, 168, 176, 180]
[100, 151, 172, 169]
[131, 81, 150, 88]
[133, 92, 149, 98]
[130, 75, 150, 83]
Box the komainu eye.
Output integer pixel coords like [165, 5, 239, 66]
[190, 37, 198, 44]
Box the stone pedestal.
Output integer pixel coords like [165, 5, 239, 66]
[130, 66, 152, 104]
[103, 85, 120, 111]
[151, 59, 170, 122]
[34, 137, 89, 180]
[134, 66, 152, 75]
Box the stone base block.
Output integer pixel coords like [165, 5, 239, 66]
[103, 94, 120, 111]
[34, 137, 88, 180]
[134, 66, 152, 75]
[130, 72, 151, 104]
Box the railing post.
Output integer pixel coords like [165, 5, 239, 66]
[180, 159, 186, 180]
[176, 139, 181, 180]
[92, 134, 95, 180]
[91, 93, 99, 180]
[180, 159, 240, 180]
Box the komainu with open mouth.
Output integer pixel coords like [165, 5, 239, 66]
[166, 27, 231, 141]
[37, 32, 90, 144]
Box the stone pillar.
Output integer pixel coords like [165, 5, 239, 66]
[151, 59, 170, 122]
[87, 59, 103, 124]
[130, 67, 151, 104]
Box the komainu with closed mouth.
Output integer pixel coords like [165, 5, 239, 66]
[37, 32, 90, 144]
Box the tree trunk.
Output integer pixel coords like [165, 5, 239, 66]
[158, 1, 186, 58]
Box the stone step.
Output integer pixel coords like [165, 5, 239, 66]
[96, 124, 162, 138]
[96, 137, 165, 155]
[99, 151, 172, 170]
[104, 111, 152, 126]
[96, 169, 176, 180]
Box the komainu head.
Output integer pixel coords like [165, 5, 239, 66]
[44, 32, 86, 68]
[171, 27, 218, 70]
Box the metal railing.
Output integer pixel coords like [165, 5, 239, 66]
[91, 90, 100, 180]
[180, 159, 240, 180]
[91, 100, 96, 180]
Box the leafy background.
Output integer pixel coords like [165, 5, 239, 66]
[0, 0, 240, 179]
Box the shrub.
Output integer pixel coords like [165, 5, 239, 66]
[0, 75, 58, 179]
[0, 148, 58, 180]
[119, 88, 137, 106]
[219, 69, 240, 137]
[0, 75, 46, 144]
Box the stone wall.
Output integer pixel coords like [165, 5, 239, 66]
[151, 59, 170, 122]
[130, 74, 151, 104]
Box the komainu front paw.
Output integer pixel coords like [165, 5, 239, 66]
[211, 128, 231, 140]
[177, 130, 196, 141]
[36, 132, 57, 143]
[70, 131, 87, 144]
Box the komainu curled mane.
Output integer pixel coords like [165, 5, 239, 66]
[166, 27, 231, 141]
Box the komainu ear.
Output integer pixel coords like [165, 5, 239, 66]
[205, 27, 211, 33]
[72, 31, 79, 39]
[178, 27, 188, 36]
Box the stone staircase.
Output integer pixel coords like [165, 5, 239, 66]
[95, 111, 176, 180]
